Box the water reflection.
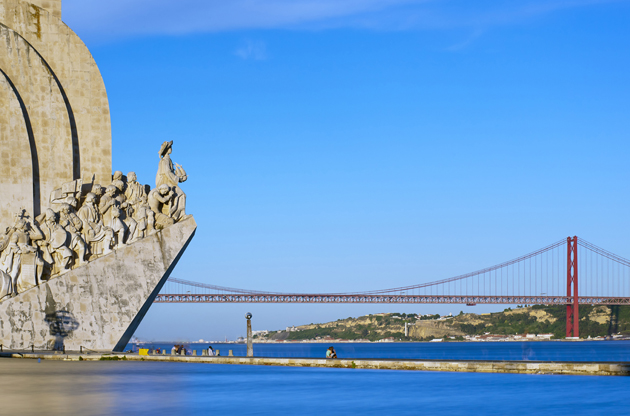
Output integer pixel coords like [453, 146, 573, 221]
[130, 341, 630, 362]
[0, 359, 629, 416]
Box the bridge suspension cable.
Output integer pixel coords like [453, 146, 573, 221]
[156, 236, 630, 337]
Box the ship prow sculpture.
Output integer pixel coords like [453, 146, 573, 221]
[0, 141, 196, 351]
[0, 0, 196, 351]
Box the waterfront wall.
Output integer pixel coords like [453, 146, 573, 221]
[2, 352, 628, 376]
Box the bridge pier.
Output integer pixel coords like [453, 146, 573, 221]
[566, 236, 579, 338]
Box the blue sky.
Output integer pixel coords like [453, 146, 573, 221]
[62, 0, 630, 341]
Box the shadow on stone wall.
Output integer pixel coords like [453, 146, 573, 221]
[45, 310, 79, 351]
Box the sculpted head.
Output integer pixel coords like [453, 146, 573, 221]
[128, 172, 137, 182]
[59, 203, 71, 214]
[16, 219, 26, 230]
[106, 185, 117, 196]
[66, 197, 78, 210]
[159, 141, 173, 158]
[45, 208, 57, 223]
[113, 171, 123, 181]
[112, 180, 124, 193]
[85, 192, 97, 205]
[158, 184, 170, 195]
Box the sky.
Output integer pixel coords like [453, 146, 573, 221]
[61, 0, 630, 341]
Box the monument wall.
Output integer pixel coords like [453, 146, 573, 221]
[0, 0, 112, 222]
[23, 0, 61, 18]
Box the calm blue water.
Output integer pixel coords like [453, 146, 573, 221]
[1, 357, 628, 415]
[132, 340, 630, 362]
[2, 342, 628, 415]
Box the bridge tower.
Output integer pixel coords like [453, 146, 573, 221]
[566, 236, 579, 338]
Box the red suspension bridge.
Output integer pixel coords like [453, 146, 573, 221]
[155, 237, 630, 338]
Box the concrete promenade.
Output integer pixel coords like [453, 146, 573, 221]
[1, 351, 628, 376]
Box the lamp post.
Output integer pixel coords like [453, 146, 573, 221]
[246, 312, 253, 357]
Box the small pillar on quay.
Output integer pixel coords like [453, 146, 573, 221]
[246, 312, 253, 357]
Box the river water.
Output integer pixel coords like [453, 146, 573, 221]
[134, 340, 630, 362]
[1, 342, 628, 415]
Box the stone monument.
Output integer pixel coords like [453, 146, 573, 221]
[0, 0, 197, 351]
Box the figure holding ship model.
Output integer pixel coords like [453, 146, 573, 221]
[156, 141, 189, 222]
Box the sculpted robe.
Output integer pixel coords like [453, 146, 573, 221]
[78, 203, 111, 244]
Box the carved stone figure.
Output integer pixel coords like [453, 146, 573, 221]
[92, 185, 105, 205]
[99, 185, 127, 247]
[0, 141, 192, 299]
[126, 172, 146, 211]
[38, 209, 73, 273]
[113, 179, 138, 243]
[148, 185, 175, 229]
[156, 141, 188, 221]
[0, 216, 45, 295]
[134, 195, 155, 238]
[99, 185, 116, 226]
[58, 203, 88, 265]
[78, 193, 114, 257]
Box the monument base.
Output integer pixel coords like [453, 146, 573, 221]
[0, 217, 196, 352]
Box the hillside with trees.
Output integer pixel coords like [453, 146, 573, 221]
[257, 305, 630, 342]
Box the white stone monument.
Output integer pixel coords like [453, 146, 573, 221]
[0, 0, 197, 351]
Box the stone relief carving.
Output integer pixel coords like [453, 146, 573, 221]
[0, 141, 190, 300]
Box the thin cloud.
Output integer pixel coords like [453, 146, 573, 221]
[445, 29, 485, 52]
[62, 0, 628, 41]
[235, 40, 268, 60]
[63, 0, 426, 38]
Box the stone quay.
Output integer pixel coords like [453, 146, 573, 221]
[1, 351, 628, 376]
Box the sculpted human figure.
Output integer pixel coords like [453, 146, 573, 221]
[113, 179, 138, 243]
[99, 185, 116, 225]
[125, 172, 146, 210]
[99, 185, 127, 247]
[58, 203, 88, 265]
[78, 193, 114, 257]
[0, 215, 44, 294]
[0, 232, 21, 284]
[148, 184, 175, 228]
[135, 195, 155, 238]
[92, 185, 105, 205]
[156, 141, 188, 222]
[38, 209, 73, 273]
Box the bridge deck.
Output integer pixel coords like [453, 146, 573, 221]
[154, 294, 630, 304]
